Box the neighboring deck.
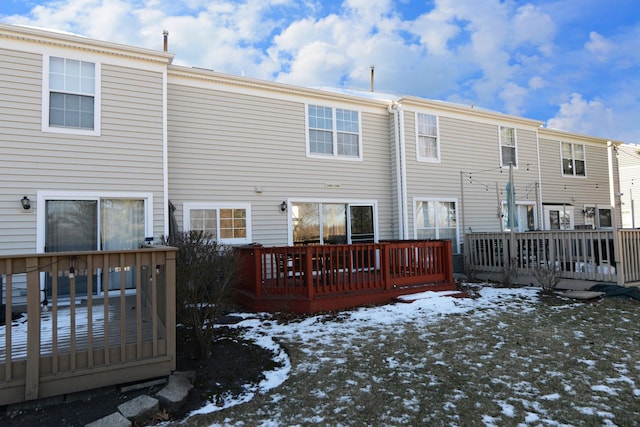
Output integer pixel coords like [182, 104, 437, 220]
[235, 240, 456, 313]
[465, 229, 640, 287]
[0, 247, 176, 406]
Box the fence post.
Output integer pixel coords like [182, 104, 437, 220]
[25, 256, 40, 401]
[165, 248, 176, 371]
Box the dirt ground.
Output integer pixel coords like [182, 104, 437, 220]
[0, 325, 279, 427]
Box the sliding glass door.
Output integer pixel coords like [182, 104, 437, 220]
[44, 197, 146, 296]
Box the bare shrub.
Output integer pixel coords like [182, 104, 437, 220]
[533, 262, 562, 294]
[165, 231, 240, 359]
[499, 258, 519, 287]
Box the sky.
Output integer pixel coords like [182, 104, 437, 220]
[2, 0, 639, 144]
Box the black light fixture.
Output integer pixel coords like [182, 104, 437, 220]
[21, 196, 31, 210]
[280, 201, 287, 212]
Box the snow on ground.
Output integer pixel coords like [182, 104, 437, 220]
[180, 285, 640, 426]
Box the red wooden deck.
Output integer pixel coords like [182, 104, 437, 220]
[235, 240, 456, 313]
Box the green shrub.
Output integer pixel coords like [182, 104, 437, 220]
[166, 231, 240, 359]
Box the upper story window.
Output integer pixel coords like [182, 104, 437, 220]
[44, 56, 100, 135]
[561, 142, 586, 177]
[183, 203, 251, 245]
[499, 126, 517, 167]
[416, 113, 439, 162]
[307, 104, 361, 160]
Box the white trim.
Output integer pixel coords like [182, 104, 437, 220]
[543, 205, 575, 230]
[162, 69, 169, 238]
[305, 103, 364, 161]
[36, 191, 154, 253]
[560, 140, 588, 178]
[42, 54, 101, 136]
[499, 200, 538, 232]
[415, 111, 441, 163]
[286, 199, 378, 246]
[412, 197, 460, 253]
[498, 125, 518, 169]
[182, 202, 252, 245]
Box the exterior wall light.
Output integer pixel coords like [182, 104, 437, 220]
[280, 201, 287, 212]
[21, 196, 31, 210]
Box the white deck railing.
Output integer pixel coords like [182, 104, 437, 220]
[465, 230, 622, 283]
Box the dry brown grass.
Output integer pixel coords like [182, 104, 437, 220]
[179, 290, 640, 426]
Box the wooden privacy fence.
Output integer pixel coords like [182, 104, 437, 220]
[465, 230, 640, 286]
[0, 246, 176, 406]
[235, 240, 455, 313]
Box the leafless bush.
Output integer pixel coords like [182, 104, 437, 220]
[533, 262, 562, 294]
[165, 231, 240, 359]
[499, 258, 519, 287]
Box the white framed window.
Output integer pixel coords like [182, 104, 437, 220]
[543, 205, 574, 230]
[416, 112, 440, 162]
[584, 205, 612, 229]
[501, 201, 537, 231]
[561, 142, 586, 177]
[183, 203, 252, 244]
[499, 126, 517, 167]
[414, 199, 459, 253]
[43, 55, 101, 135]
[307, 104, 362, 160]
[287, 199, 377, 246]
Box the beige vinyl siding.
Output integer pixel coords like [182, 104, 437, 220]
[0, 50, 166, 254]
[167, 80, 394, 245]
[538, 136, 615, 228]
[403, 111, 541, 235]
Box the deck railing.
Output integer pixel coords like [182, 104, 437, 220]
[235, 240, 454, 312]
[0, 246, 176, 406]
[619, 229, 640, 284]
[464, 230, 640, 285]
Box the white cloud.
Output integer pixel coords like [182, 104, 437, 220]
[546, 93, 613, 137]
[585, 31, 614, 62]
[2, 0, 638, 143]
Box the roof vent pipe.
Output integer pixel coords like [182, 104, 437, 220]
[370, 65, 375, 92]
[163, 30, 169, 52]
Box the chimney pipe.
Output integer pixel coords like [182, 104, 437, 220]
[370, 65, 375, 92]
[163, 30, 169, 52]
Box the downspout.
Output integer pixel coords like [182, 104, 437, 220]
[162, 69, 169, 239]
[398, 106, 409, 239]
[608, 141, 624, 286]
[535, 128, 544, 229]
[388, 102, 405, 239]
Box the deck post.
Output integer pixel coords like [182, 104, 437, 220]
[25, 256, 40, 401]
[252, 247, 263, 300]
[165, 248, 177, 371]
[382, 243, 392, 290]
[305, 246, 314, 300]
[444, 239, 454, 284]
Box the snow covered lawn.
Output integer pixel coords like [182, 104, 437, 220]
[181, 285, 640, 426]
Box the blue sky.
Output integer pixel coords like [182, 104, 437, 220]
[2, 0, 639, 144]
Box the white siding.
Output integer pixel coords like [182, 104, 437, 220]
[0, 47, 166, 254]
[167, 79, 395, 246]
[538, 134, 617, 228]
[403, 110, 541, 234]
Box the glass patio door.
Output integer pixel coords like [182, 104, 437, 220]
[45, 200, 99, 296]
[44, 198, 145, 296]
